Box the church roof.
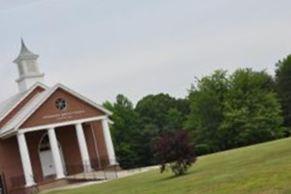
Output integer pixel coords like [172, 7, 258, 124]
[13, 39, 39, 63]
[0, 82, 48, 121]
[0, 92, 27, 120]
[1, 89, 50, 135]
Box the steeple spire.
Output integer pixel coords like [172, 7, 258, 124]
[13, 39, 44, 92]
[21, 38, 27, 50]
[14, 39, 39, 63]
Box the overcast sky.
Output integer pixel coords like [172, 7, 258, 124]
[0, 0, 291, 104]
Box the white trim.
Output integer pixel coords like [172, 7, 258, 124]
[18, 116, 106, 134]
[48, 128, 65, 179]
[75, 123, 93, 172]
[102, 117, 117, 165]
[16, 74, 45, 83]
[0, 82, 48, 121]
[0, 116, 106, 138]
[17, 133, 36, 187]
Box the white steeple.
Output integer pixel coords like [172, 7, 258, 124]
[13, 39, 45, 92]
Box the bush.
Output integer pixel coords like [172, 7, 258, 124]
[153, 130, 197, 176]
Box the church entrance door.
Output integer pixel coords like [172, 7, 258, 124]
[38, 133, 66, 178]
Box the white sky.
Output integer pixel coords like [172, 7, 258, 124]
[0, 0, 291, 104]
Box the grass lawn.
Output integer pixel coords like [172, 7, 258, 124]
[47, 138, 291, 194]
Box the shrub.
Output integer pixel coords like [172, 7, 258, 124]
[153, 130, 196, 176]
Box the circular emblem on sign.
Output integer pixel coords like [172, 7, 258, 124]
[55, 98, 67, 111]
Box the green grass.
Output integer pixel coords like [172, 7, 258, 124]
[47, 138, 291, 194]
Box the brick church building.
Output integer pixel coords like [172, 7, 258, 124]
[0, 40, 117, 194]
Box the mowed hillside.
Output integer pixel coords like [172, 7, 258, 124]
[48, 138, 291, 194]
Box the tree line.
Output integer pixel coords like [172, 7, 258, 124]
[103, 55, 291, 169]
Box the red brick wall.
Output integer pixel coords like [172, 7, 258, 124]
[0, 137, 25, 194]
[56, 125, 83, 175]
[25, 130, 47, 183]
[90, 121, 110, 167]
[21, 88, 105, 129]
[83, 123, 100, 169]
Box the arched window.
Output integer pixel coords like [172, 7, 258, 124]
[39, 134, 50, 152]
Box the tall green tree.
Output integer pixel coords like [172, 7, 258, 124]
[134, 123, 160, 166]
[186, 70, 228, 152]
[103, 95, 140, 168]
[134, 94, 190, 166]
[186, 69, 283, 152]
[220, 69, 283, 149]
[275, 55, 291, 135]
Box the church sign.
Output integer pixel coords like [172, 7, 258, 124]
[42, 110, 86, 121]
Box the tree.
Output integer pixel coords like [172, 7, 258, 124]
[220, 69, 284, 148]
[186, 69, 283, 152]
[134, 94, 190, 166]
[134, 123, 160, 166]
[165, 108, 185, 131]
[104, 93, 190, 168]
[103, 95, 140, 168]
[136, 94, 181, 131]
[186, 70, 228, 152]
[275, 55, 291, 136]
[153, 130, 196, 176]
[135, 94, 190, 132]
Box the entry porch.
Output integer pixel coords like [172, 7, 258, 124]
[9, 116, 117, 192]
